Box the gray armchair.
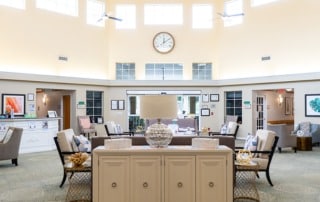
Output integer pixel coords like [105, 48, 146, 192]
[267, 124, 296, 153]
[0, 127, 23, 166]
[294, 122, 320, 145]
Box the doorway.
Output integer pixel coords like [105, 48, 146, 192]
[63, 95, 71, 129]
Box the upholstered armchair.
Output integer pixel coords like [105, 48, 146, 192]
[267, 123, 296, 153]
[236, 130, 279, 186]
[293, 122, 320, 145]
[78, 116, 97, 138]
[0, 127, 23, 166]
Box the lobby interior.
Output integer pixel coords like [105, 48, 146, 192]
[1, 0, 320, 201]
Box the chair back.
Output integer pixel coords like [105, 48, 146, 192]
[78, 116, 92, 131]
[256, 130, 277, 158]
[0, 127, 23, 160]
[54, 136, 66, 165]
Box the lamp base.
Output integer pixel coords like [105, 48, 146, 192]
[145, 123, 173, 148]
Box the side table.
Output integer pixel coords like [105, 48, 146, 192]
[297, 136, 312, 151]
[234, 161, 260, 202]
[65, 162, 92, 202]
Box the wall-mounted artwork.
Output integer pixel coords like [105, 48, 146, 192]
[305, 94, 320, 117]
[2, 94, 25, 116]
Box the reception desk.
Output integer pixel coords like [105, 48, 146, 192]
[0, 118, 61, 153]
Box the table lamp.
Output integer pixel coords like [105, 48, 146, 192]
[140, 95, 177, 148]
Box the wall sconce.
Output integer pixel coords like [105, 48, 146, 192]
[42, 94, 48, 105]
[278, 94, 283, 106]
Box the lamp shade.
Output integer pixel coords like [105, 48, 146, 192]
[140, 95, 177, 119]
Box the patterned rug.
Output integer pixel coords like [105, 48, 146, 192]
[0, 147, 319, 202]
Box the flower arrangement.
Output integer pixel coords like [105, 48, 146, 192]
[68, 152, 89, 167]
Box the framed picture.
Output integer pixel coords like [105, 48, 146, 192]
[202, 94, 209, 103]
[285, 97, 292, 115]
[210, 94, 219, 102]
[27, 93, 34, 101]
[2, 94, 25, 116]
[305, 94, 320, 117]
[47, 110, 57, 118]
[118, 100, 125, 110]
[201, 108, 210, 116]
[111, 100, 118, 110]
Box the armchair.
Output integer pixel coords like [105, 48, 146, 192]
[293, 122, 320, 145]
[54, 128, 91, 187]
[78, 116, 97, 138]
[236, 130, 279, 186]
[267, 123, 296, 153]
[0, 127, 23, 166]
[105, 121, 134, 136]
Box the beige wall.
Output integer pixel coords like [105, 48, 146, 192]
[2, 72, 320, 139]
[1, 1, 320, 80]
[1, 1, 320, 138]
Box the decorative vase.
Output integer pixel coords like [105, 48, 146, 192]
[145, 123, 173, 148]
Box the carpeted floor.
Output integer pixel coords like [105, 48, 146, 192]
[0, 146, 320, 202]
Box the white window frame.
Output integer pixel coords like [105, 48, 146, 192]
[192, 4, 213, 29]
[144, 4, 183, 25]
[223, 0, 243, 27]
[0, 0, 25, 9]
[116, 4, 136, 29]
[86, 0, 105, 27]
[36, 0, 78, 17]
[251, 0, 278, 7]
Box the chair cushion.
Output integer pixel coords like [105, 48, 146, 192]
[73, 135, 91, 152]
[57, 129, 79, 152]
[252, 157, 268, 169]
[80, 118, 91, 129]
[256, 130, 276, 159]
[3, 128, 14, 143]
[227, 121, 237, 134]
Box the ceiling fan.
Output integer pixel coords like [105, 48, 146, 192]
[97, 12, 122, 22]
[217, 12, 244, 18]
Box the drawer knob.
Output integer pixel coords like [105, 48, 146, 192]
[143, 182, 148, 188]
[111, 182, 117, 188]
[209, 182, 214, 188]
[177, 182, 183, 188]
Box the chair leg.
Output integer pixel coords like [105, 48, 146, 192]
[60, 172, 67, 188]
[266, 170, 274, 186]
[12, 159, 18, 166]
[278, 147, 282, 153]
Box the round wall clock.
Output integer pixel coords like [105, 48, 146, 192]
[153, 32, 175, 54]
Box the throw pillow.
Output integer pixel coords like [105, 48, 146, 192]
[73, 135, 91, 152]
[244, 134, 259, 152]
[220, 124, 227, 134]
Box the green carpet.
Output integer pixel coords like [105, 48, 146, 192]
[0, 147, 319, 202]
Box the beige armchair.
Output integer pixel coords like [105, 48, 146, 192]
[0, 127, 23, 166]
[78, 116, 97, 138]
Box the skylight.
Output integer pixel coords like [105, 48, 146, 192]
[192, 4, 213, 29]
[0, 0, 25, 10]
[144, 4, 183, 25]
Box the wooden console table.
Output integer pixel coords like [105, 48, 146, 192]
[93, 145, 233, 202]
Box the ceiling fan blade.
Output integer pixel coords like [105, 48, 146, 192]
[108, 16, 122, 21]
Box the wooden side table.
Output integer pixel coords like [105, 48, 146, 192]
[297, 136, 312, 151]
[234, 161, 260, 202]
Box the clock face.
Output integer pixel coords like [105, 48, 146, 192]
[153, 32, 175, 54]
